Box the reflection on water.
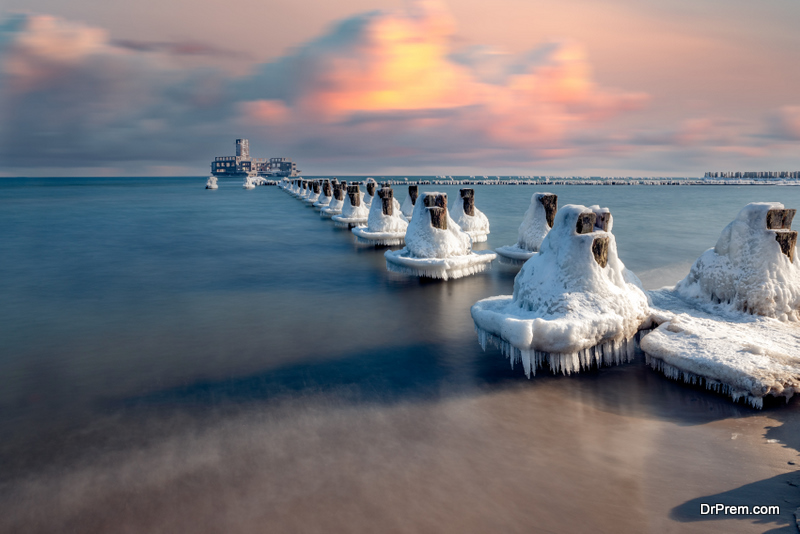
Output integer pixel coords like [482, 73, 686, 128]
[1, 178, 800, 533]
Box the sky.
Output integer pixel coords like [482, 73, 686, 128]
[1, 0, 799, 177]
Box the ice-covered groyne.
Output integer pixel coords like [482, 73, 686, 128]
[640, 203, 800, 407]
[321, 182, 346, 218]
[401, 185, 419, 219]
[385, 192, 496, 280]
[450, 188, 490, 242]
[205, 176, 218, 190]
[496, 193, 558, 262]
[472, 205, 650, 376]
[332, 184, 370, 228]
[313, 180, 333, 210]
[352, 186, 409, 245]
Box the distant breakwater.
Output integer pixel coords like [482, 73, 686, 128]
[264, 177, 800, 187]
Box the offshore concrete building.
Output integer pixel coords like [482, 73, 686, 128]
[211, 139, 300, 177]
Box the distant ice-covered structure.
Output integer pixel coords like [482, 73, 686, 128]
[352, 186, 409, 245]
[472, 205, 649, 376]
[401, 185, 419, 219]
[385, 192, 496, 280]
[496, 193, 558, 262]
[313, 180, 333, 210]
[332, 184, 370, 228]
[321, 181, 346, 218]
[640, 203, 800, 408]
[205, 176, 218, 189]
[450, 188, 490, 242]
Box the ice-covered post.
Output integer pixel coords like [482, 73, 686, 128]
[460, 188, 475, 216]
[378, 187, 394, 216]
[423, 192, 448, 230]
[366, 182, 376, 196]
[333, 183, 344, 201]
[323, 181, 332, 197]
[767, 208, 798, 261]
[347, 184, 361, 206]
[539, 194, 558, 228]
[408, 185, 419, 206]
[313, 181, 320, 194]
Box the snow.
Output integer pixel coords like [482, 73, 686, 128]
[496, 192, 556, 262]
[450, 189, 490, 242]
[332, 188, 370, 228]
[385, 191, 496, 280]
[641, 289, 800, 408]
[675, 202, 800, 320]
[472, 204, 650, 375]
[351, 186, 409, 245]
[205, 176, 218, 189]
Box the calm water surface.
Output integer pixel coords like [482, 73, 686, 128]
[1, 177, 800, 533]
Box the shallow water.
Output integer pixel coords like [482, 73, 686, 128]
[1, 177, 799, 533]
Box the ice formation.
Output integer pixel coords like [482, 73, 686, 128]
[332, 184, 370, 228]
[449, 188, 490, 242]
[304, 180, 321, 205]
[640, 203, 800, 407]
[472, 204, 650, 376]
[496, 193, 558, 262]
[640, 290, 800, 409]
[385, 192, 496, 280]
[352, 186, 409, 245]
[313, 180, 333, 210]
[320, 181, 346, 218]
[401, 185, 419, 219]
[205, 176, 218, 190]
[675, 202, 800, 320]
[243, 176, 256, 189]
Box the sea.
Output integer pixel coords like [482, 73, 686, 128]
[1, 177, 800, 533]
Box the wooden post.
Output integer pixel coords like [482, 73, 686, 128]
[408, 185, 418, 205]
[313, 181, 320, 194]
[423, 193, 448, 229]
[538, 194, 558, 228]
[378, 187, 394, 215]
[333, 184, 344, 201]
[347, 184, 361, 206]
[576, 212, 596, 234]
[323, 181, 332, 197]
[592, 236, 609, 267]
[366, 182, 376, 196]
[767, 209, 796, 230]
[460, 188, 475, 216]
[595, 212, 611, 231]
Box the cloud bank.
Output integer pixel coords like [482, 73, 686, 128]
[0, 1, 797, 176]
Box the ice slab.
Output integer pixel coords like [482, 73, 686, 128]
[642, 289, 800, 408]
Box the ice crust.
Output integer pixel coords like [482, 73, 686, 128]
[472, 204, 650, 375]
[641, 290, 800, 408]
[385, 192, 496, 280]
[675, 202, 800, 320]
[401, 194, 416, 219]
[450, 196, 490, 242]
[320, 197, 343, 218]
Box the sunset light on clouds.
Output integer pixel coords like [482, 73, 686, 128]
[1, 0, 799, 176]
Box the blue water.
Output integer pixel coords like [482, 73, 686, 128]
[2, 177, 800, 533]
